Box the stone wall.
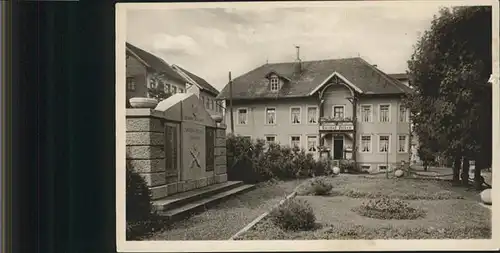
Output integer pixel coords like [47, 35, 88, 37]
[126, 107, 228, 201]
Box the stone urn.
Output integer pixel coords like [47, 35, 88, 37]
[480, 189, 492, 205]
[129, 97, 158, 109]
[332, 166, 341, 175]
[394, 169, 404, 178]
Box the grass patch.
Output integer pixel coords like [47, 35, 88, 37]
[145, 179, 304, 240]
[237, 219, 491, 240]
[313, 175, 466, 200]
[352, 198, 426, 220]
[235, 175, 491, 240]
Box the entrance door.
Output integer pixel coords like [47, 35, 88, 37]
[333, 135, 344, 160]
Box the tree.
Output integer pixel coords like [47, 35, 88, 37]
[404, 6, 492, 188]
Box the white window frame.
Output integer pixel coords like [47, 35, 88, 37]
[399, 104, 408, 122]
[290, 106, 302, 125]
[332, 104, 346, 119]
[290, 135, 302, 149]
[360, 164, 371, 172]
[172, 86, 177, 94]
[306, 135, 319, 153]
[126, 77, 136, 91]
[306, 106, 319, 124]
[397, 134, 409, 153]
[164, 83, 171, 93]
[378, 134, 391, 153]
[360, 134, 372, 153]
[359, 104, 373, 122]
[270, 76, 280, 91]
[378, 164, 389, 171]
[265, 134, 277, 144]
[237, 107, 249, 125]
[379, 104, 391, 123]
[264, 107, 277, 125]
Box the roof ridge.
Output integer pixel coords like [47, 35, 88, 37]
[268, 57, 360, 66]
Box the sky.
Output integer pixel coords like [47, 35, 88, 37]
[126, 2, 452, 91]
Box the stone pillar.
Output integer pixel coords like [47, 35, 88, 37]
[126, 109, 170, 200]
[214, 123, 228, 183]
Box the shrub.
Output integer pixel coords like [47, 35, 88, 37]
[340, 159, 365, 174]
[269, 198, 316, 231]
[226, 135, 329, 183]
[297, 177, 334, 196]
[126, 166, 165, 240]
[353, 197, 426, 220]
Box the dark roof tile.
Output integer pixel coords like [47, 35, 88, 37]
[126, 42, 186, 84]
[217, 57, 412, 100]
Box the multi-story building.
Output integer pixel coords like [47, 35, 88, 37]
[125, 42, 221, 117]
[217, 53, 413, 173]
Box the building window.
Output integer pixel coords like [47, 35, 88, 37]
[379, 135, 390, 153]
[172, 86, 177, 94]
[126, 77, 136, 91]
[290, 107, 301, 124]
[361, 165, 371, 172]
[270, 77, 279, 91]
[290, 135, 301, 148]
[265, 135, 276, 144]
[307, 136, 318, 152]
[307, 107, 318, 124]
[333, 105, 345, 119]
[206, 97, 210, 109]
[238, 108, 248, 125]
[398, 135, 408, 153]
[360, 105, 372, 122]
[378, 165, 388, 171]
[179, 88, 184, 93]
[379, 104, 390, 122]
[265, 107, 276, 125]
[164, 83, 171, 93]
[211, 100, 215, 110]
[148, 76, 158, 89]
[201, 96, 205, 106]
[399, 105, 407, 122]
[361, 135, 372, 153]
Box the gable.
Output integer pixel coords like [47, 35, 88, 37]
[155, 93, 216, 127]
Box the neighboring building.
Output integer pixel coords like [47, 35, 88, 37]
[126, 42, 187, 105]
[171, 65, 223, 117]
[217, 53, 413, 173]
[389, 73, 410, 87]
[125, 42, 221, 116]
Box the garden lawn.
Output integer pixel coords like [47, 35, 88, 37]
[146, 179, 304, 240]
[238, 175, 491, 240]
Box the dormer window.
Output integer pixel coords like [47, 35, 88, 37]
[270, 77, 279, 91]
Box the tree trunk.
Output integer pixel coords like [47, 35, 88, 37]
[474, 157, 484, 190]
[452, 155, 461, 184]
[461, 157, 470, 186]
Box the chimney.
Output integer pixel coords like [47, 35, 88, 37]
[373, 64, 378, 68]
[295, 45, 302, 73]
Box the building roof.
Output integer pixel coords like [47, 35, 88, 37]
[126, 42, 186, 84]
[172, 65, 220, 96]
[389, 73, 409, 81]
[217, 57, 413, 100]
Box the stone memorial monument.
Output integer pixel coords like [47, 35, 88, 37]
[126, 93, 246, 214]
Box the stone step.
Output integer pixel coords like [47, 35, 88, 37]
[158, 184, 256, 221]
[152, 181, 244, 212]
